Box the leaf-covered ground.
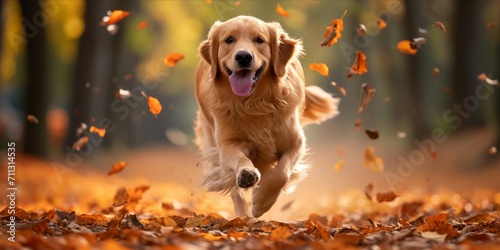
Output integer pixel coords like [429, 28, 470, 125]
[1, 153, 499, 250]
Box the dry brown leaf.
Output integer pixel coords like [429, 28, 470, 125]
[365, 183, 374, 201]
[72, 136, 89, 151]
[355, 118, 362, 131]
[357, 83, 376, 114]
[376, 191, 398, 202]
[347, 51, 368, 78]
[270, 226, 292, 242]
[163, 52, 185, 67]
[364, 146, 384, 172]
[27, 114, 39, 124]
[330, 81, 347, 96]
[334, 160, 346, 171]
[276, 3, 289, 17]
[433, 67, 440, 77]
[356, 24, 367, 35]
[309, 63, 329, 77]
[281, 200, 295, 211]
[487, 21, 497, 29]
[416, 220, 459, 240]
[108, 161, 127, 176]
[477, 73, 498, 85]
[434, 21, 447, 32]
[365, 129, 379, 140]
[112, 187, 129, 207]
[320, 10, 347, 46]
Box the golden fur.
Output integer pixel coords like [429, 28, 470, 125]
[194, 16, 339, 218]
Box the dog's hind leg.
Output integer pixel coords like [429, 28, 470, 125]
[231, 189, 251, 217]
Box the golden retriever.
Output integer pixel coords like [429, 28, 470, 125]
[194, 16, 339, 218]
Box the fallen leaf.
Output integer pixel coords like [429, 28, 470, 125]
[330, 81, 347, 96]
[397, 37, 426, 55]
[163, 52, 185, 67]
[108, 161, 127, 176]
[365, 183, 374, 200]
[72, 136, 89, 151]
[477, 73, 498, 85]
[365, 129, 379, 140]
[101, 10, 129, 26]
[141, 92, 162, 118]
[377, 19, 387, 29]
[420, 231, 447, 242]
[276, 3, 289, 17]
[89, 126, 106, 137]
[320, 10, 347, 46]
[270, 226, 291, 242]
[334, 160, 346, 171]
[112, 187, 129, 207]
[487, 21, 496, 29]
[364, 146, 384, 172]
[281, 200, 295, 211]
[355, 118, 362, 131]
[76, 122, 87, 137]
[376, 191, 398, 202]
[488, 146, 497, 155]
[416, 220, 459, 240]
[309, 63, 329, 77]
[357, 83, 376, 114]
[128, 214, 144, 228]
[433, 67, 440, 77]
[434, 21, 447, 32]
[136, 21, 148, 30]
[116, 89, 132, 100]
[54, 209, 77, 224]
[356, 24, 367, 35]
[347, 51, 368, 78]
[27, 114, 39, 124]
[426, 212, 448, 223]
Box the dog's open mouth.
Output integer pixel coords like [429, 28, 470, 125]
[226, 65, 264, 97]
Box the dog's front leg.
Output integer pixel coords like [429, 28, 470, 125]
[251, 135, 305, 218]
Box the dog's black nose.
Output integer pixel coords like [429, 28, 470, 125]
[235, 50, 253, 68]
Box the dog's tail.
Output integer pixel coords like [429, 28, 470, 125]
[302, 86, 339, 125]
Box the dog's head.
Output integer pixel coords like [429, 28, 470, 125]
[199, 16, 302, 97]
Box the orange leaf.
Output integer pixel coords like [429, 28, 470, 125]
[27, 114, 39, 124]
[101, 10, 129, 26]
[142, 92, 162, 118]
[376, 191, 398, 202]
[364, 146, 384, 172]
[477, 73, 498, 85]
[488, 146, 497, 155]
[365, 183, 374, 200]
[270, 226, 291, 242]
[357, 83, 376, 114]
[89, 126, 106, 137]
[330, 81, 347, 96]
[433, 67, 440, 77]
[112, 187, 129, 207]
[163, 52, 184, 67]
[377, 19, 387, 29]
[136, 21, 148, 30]
[434, 21, 446, 32]
[309, 63, 329, 77]
[320, 10, 347, 46]
[108, 161, 127, 176]
[347, 51, 367, 78]
[72, 136, 89, 151]
[397, 38, 425, 55]
[276, 3, 289, 17]
[333, 160, 346, 171]
[487, 21, 496, 29]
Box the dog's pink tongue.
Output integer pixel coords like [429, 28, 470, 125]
[229, 69, 253, 97]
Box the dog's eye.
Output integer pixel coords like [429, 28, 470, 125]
[225, 37, 234, 44]
[255, 37, 264, 44]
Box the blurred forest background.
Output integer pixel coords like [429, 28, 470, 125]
[0, 0, 498, 184]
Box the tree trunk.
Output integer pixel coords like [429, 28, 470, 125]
[20, 0, 49, 157]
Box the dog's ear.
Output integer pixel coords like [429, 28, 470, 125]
[199, 21, 221, 80]
[268, 22, 303, 78]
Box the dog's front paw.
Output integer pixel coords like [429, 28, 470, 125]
[237, 168, 260, 188]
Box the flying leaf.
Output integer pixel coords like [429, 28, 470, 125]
[347, 51, 367, 78]
[276, 3, 289, 17]
[397, 131, 407, 138]
[76, 122, 87, 137]
[477, 73, 498, 85]
[488, 146, 497, 155]
[108, 161, 127, 176]
[141, 92, 162, 118]
[334, 160, 346, 171]
[434, 21, 446, 32]
[136, 21, 148, 30]
[309, 63, 329, 77]
[487, 21, 496, 29]
[397, 37, 426, 55]
[355, 118, 362, 131]
[365, 129, 379, 140]
[364, 146, 384, 172]
[357, 83, 376, 114]
[356, 24, 367, 35]
[280, 200, 295, 211]
[376, 191, 398, 202]
[320, 10, 347, 46]
[365, 183, 374, 200]
[27, 114, 39, 124]
[163, 52, 185, 67]
[101, 10, 129, 26]
[89, 126, 106, 137]
[330, 81, 347, 96]
[432, 67, 440, 77]
[112, 187, 129, 207]
[377, 19, 387, 29]
[72, 136, 89, 151]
